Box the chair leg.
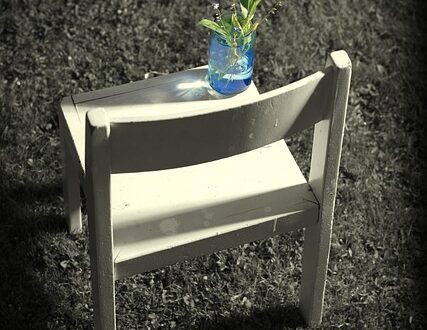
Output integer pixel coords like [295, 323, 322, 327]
[90, 259, 116, 329]
[88, 223, 116, 329]
[60, 135, 82, 234]
[299, 219, 333, 327]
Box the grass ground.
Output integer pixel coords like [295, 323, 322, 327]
[0, 0, 426, 329]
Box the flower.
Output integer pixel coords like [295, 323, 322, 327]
[213, 13, 221, 22]
[199, 1, 285, 46]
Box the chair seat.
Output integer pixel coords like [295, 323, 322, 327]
[111, 140, 319, 279]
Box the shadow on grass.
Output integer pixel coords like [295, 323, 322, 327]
[197, 305, 305, 330]
[0, 179, 68, 329]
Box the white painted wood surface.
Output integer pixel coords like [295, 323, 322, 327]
[78, 69, 333, 172]
[59, 99, 82, 233]
[59, 52, 352, 329]
[59, 97, 86, 183]
[61, 66, 259, 178]
[111, 140, 318, 279]
[299, 50, 352, 327]
[72, 65, 256, 104]
[85, 109, 116, 329]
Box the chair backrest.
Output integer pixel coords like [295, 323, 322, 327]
[85, 51, 351, 175]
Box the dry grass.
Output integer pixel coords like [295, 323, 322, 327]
[0, 0, 426, 329]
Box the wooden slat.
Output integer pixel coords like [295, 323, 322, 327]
[114, 206, 318, 280]
[106, 68, 334, 173]
[73, 67, 204, 104]
[110, 139, 319, 279]
[73, 66, 258, 105]
[64, 66, 259, 179]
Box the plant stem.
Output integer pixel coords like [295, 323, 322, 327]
[231, 0, 238, 16]
[255, 1, 284, 29]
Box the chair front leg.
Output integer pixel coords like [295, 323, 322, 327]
[60, 130, 82, 234]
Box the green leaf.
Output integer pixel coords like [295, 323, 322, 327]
[197, 19, 228, 38]
[246, 0, 261, 23]
[222, 17, 233, 33]
[240, 0, 252, 18]
[240, 3, 248, 18]
[242, 22, 252, 35]
[240, 0, 261, 31]
[231, 13, 243, 33]
[240, 0, 252, 10]
[251, 21, 260, 31]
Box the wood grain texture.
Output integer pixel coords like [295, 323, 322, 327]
[85, 108, 116, 330]
[300, 50, 352, 327]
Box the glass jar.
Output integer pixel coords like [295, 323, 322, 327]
[207, 31, 256, 95]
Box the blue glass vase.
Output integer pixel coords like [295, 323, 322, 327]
[208, 31, 256, 95]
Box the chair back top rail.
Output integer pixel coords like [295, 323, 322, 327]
[86, 51, 350, 173]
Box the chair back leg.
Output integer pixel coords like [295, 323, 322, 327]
[299, 217, 333, 326]
[299, 50, 351, 326]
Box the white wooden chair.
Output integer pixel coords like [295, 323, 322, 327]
[59, 50, 351, 329]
